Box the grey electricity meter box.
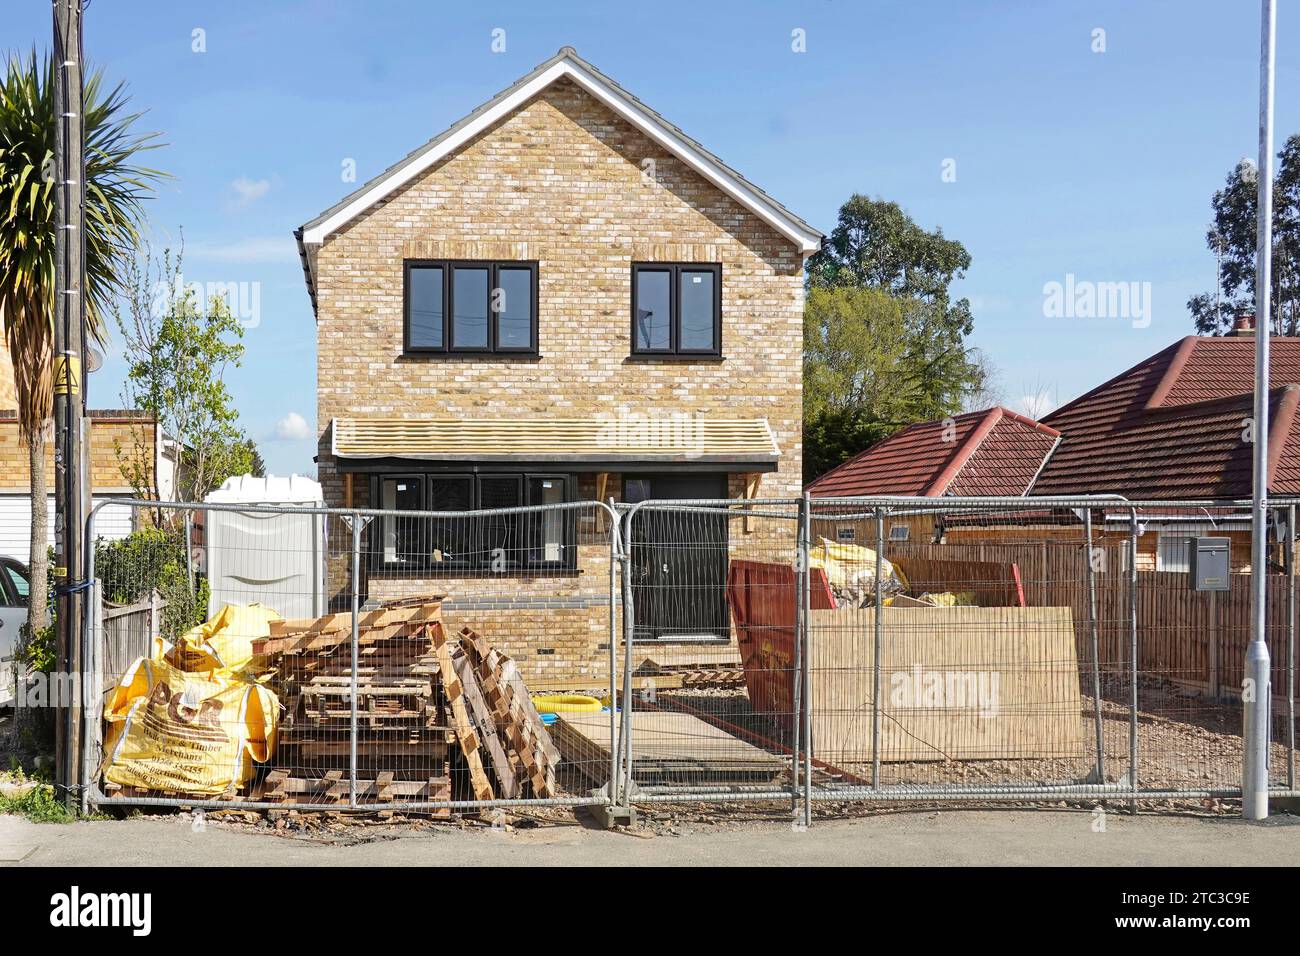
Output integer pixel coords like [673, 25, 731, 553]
[1189, 537, 1230, 592]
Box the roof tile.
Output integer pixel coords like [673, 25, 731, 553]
[807, 408, 1058, 497]
[810, 336, 1300, 501]
[1036, 336, 1300, 497]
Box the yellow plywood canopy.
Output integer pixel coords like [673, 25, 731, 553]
[331, 417, 780, 463]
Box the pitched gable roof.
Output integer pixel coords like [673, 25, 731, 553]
[1034, 387, 1300, 498]
[1033, 335, 1300, 498]
[294, 47, 823, 310]
[806, 407, 1060, 498]
[809, 336, 1300, 502]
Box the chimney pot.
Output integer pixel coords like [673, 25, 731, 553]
[1233, 314, 1255, 336]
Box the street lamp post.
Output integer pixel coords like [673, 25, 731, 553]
[1245, 0, 1277, 822]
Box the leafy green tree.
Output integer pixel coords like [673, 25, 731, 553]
[115, 242, 258, 504]
[1189, 136, 1300, 335]
[808, 195, 974, 332]
[0, 50, 162, 637]
[803, 197, 987, 481]
[232, 437, 265, 478]
[804, 286, 906, 417]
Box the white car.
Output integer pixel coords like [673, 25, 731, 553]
[0, 557, 31, 707]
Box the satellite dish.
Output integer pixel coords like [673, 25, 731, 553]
[86, 346, 103, 373]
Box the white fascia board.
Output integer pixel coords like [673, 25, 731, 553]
[300, 59, 821, 253]
[761, 418, 781, 457]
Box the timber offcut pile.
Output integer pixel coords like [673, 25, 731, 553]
[251, 599, 449, 808]
[249, 599, 559, 808]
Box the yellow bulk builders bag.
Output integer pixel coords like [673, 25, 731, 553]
[101, 657, 280, 795]
[916, 590, 978, 607]
[809, 538, 908, 609]
[155, 603, 281, 675]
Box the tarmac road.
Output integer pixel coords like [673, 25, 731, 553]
[3, 807, 1299, 866]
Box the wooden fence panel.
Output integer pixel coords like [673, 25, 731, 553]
[101, 591, 166, 681]
[886, 536, 1296, 701]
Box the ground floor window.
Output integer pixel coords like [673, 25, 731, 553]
[372, 472, 576, 573]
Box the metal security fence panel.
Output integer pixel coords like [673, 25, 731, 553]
[807, 500, 1131, 797]
[805, 496, 1300, 805]
[1270, 501, 1299, 793]
[75, 492, 1300, 821]
[83, 498, 620, 814]
[616, 499, 804, 805]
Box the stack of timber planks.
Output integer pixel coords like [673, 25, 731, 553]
[251, 599, 451, 809]
[249, 601, 559, 808]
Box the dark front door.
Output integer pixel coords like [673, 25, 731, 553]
[626, 474, 729, 642]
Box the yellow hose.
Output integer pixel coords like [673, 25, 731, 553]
[532, 694, 603, 714]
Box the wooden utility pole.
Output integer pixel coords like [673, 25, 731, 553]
[52, 0, 87, 807]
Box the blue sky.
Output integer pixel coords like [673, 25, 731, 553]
[6, 0, 1298, 475]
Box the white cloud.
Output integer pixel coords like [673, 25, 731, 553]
[230, 176, 272, 207]
[186, 236, 299, 264]
[1019, 391, 1057, 419]
[272, 411, 311, 442]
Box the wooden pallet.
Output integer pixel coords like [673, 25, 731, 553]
[276, 732, 450, 762]
[679, 667, 747, 688]
[460, 627, 560, 797]
[252, 769, 451, 811]
[452, 647, 518, 799]
[254, 602, 455, 804]
[280, 655, 438, 681]
[434, 629, 494, 801]
[249, 601, 565, 809]
[260, 601, 442, 655]
[296, 677, 442, 729]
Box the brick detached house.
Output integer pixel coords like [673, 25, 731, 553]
[807, 323, 1300, 572]
[294, 48, 821, 680]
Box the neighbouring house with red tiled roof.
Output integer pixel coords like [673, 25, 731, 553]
[806, 406, 1061, 499]
[1033, 332, 1300, 499]
[808, 323, 1299, 571]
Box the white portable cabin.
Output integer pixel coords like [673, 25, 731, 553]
[204, 475, 327, 620]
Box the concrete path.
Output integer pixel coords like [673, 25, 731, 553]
[3, 808, 1298, 866]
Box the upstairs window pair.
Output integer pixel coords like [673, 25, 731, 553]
[405, 260, 538, 354]
[404, 260, 722, 357]
[631, 263, 721, 357]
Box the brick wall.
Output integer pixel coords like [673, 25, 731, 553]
[361, 477, 617, 685]
[313, 77, 807, 680]
[0, 343, 16, 410]
[0, 413, 154, 492]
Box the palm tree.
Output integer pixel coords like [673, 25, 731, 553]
[0, 49, 163, 638]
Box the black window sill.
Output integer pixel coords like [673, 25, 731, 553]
[399, 351, 542, 362]
[624, 353, 725, 364]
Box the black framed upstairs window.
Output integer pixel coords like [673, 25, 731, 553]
[631, 262, 721, 357]
[404, 260, 538, 355]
